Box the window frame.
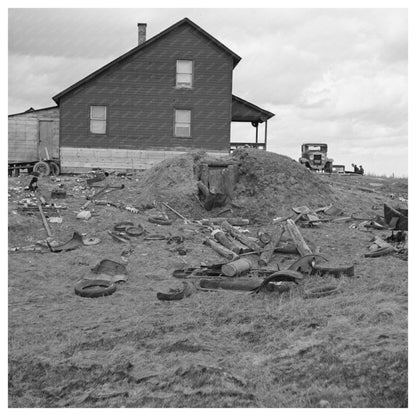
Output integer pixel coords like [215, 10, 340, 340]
[173, 108, 192, 138]
[175, 59, 194, 89]
[89, 105, 107, 135]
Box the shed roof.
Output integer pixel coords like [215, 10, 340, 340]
[231, 95, 275, 123]
[8, 105, 59, 117]
[52, 18, 241, 104]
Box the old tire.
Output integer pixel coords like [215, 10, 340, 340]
[33, 161, 51, 176]
[125, 225, 144, 237]
[74, 279, 117, 298]
[114, 222, 134, 232]
[148, 216, 172, 226]
[49, 161, 61, 176]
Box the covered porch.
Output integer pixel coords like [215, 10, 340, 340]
[230, 95, 275, 150]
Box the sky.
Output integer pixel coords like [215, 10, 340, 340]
[8, 8, 408, 176]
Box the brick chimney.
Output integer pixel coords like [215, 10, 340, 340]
[137, 23, 147, 45]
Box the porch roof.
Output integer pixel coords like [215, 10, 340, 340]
[231, 95, 275, 123]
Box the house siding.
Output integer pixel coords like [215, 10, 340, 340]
[60, 24, 234, 155]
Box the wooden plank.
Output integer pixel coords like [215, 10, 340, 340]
[60, 147, 226, 172]
[203, 238, 239, 261]
[258, 226, 284, 267]
[221, 221, 261, 252]
[284, 219, 313, 256]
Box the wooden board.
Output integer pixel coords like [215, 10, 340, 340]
[60, 147, 227, 173]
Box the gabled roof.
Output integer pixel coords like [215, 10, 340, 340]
[52, 17, 241, 104]
[231, 95, 275, 123]
[8, 105, 59, 117]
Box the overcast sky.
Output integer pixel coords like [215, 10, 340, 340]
[8, 8, 408, 176]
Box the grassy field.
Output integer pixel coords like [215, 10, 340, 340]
[8, 170, 408, 408]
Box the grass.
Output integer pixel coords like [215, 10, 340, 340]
[8, 173, 408, 408]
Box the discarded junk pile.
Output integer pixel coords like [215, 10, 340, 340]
[9, 159, 408, 299]
[157, 215, 354, 301]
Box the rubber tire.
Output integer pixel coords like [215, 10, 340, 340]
[33, 161, 51, 176]
[49, 161, 60, 176]
[74, 279, 117, 298]
[148, 217, 172, 226]
[325, 162, 333, 173]
[125, 225, 144, 237]
[114, 221, 134, 232]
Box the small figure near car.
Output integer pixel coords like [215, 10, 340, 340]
[352, 164, 364, 175]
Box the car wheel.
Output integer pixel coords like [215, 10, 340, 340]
[33, 161, 51, 176]
[49, 161, 60, 176]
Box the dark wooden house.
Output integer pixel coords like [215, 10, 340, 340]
[52, 17, 274, 172]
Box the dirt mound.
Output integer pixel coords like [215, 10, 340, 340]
[126, 152, 206, 219]
[126, 149, 335, 224]
[231, 149, 334, 222]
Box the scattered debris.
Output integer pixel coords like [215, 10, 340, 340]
[198, 278, 262, 292]
[288, 254, 328, 274]
[76, 211, 92, 221]
[51, 189, 67, 199]
[284, 219, 312, 256]
[324, 206, 344, 216]
[37, 200, 52, 237]
[47, 232, 84, 253]
[162, 202, 189, 223]
[203, 238, 239, 261]
[384, 203, 408, 230]
[157, 281, 196, 301]
[364, 247, 396, 258]
[9, 245, 44, 253]
[91, 259, 128, 283]
[221, 258, 253, 277]
[251, 270, 304, 294]
[258, 225, 284, 267]
[108, 230, 130, 243]
[311, 263, 355, 278]
[83, 237, 101, 246]
[303, 284, 341, 299]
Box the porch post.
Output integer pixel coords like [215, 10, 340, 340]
[264, 120, 268, 150]
[255, 124, 258, 143]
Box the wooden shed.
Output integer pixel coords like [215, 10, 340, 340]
[8, 106, 60, 171]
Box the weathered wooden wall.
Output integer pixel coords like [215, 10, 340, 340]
[60, 147, 228, 173]
[8, 108, 60, 163]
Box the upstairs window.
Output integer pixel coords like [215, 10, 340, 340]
[176, 60, 193, 88]
[174, 109, 191, 137]
[90, 105, 107, 134]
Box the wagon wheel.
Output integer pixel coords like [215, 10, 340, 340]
[49, 161, 60, 176]
[33, 161, 51, 176]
